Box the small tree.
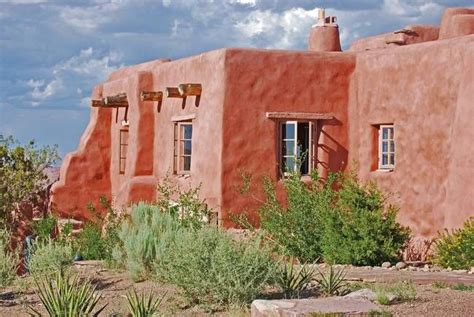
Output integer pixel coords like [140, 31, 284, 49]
[0, 135, 59, 231]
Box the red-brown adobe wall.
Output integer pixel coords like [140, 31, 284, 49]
[348, 34, 474, 238]
[219, 49, 356, 226]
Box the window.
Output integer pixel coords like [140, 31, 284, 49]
[174, 122, 193, 174]
[378, 125, 395, 170]
[119, 129, 128, 174]
[280, 121, 314, 175]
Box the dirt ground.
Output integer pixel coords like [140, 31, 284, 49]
[1, 261, 473, 316]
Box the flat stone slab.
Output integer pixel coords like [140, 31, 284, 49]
[251, 297, 380, 316]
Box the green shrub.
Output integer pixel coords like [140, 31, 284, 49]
[28, 238, 73, 276]
[276, 260, 316, 299]
[259, 171, 335, 262]
[28, 272, 106, 316]
[452, 283, 474, 291]
[154, 227, 277, 309]
[118, 203, 183, 281]
[259, 171, 410, 266]
[74, 223, 107, 260]
[432, 217, 473, 270]
[320, 173, 410, 266]
[126, 288, 166, 317]
[0, 229, 17, 288]
[32, 215, 57, 241]
[315, 266, 348, 296]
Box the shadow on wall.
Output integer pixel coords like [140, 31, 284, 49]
[316, 119, 348, 176]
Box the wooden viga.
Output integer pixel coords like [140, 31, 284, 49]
[165, 83, 202, 109]
[140, 91, 163, 112]
[91, 93, 129, 123]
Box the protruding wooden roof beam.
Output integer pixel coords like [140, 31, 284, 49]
[178, 83, 202, 107]
[166, 87, 186, 109]
[91, 99, 105, 107]
[141, 91, 163, 112]
[104, 93, 128, 106]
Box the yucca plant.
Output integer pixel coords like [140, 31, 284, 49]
[276, 260, 316, 298]
[316, 265, 347, 296]
[28, 271, 107, 316]
[126, 288, 165, 317]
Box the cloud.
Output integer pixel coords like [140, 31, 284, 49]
[31, 79, 63, 100]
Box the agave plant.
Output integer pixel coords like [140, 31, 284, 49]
[126, 288, 166, 317]
[28, 272, 107, 317]
[276, 260, 316, 299]
[316, 265, 348, 296]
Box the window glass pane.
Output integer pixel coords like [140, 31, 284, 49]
[182, 140, 192, 155]
[382, 154, 388, 166]
[282, 123, 295, 140]
[297, 122, 310, 174]
[180, 124, 192, 140]
[283, 141, 295, 155]
[388, 128, 394, 139]
[382, 128, 389, 140]
[382, 141, 388, 153]
[390, 141, 395, 152]
[283, 156, 295, 172]
[183, 156, 191, 171]
[390, 153, 395, 165]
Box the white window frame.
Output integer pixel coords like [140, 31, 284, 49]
[280, 121, 315, 176]
[174, 121, 193, 175]
[378, 124, 395, 170]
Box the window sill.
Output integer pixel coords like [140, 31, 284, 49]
[374, 168, 395, 173]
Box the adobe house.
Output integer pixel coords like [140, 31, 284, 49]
[50, 8, 474, 239]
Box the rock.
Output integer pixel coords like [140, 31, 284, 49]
[381, 262, 391, 268]
[344, 289, 377, 301]
[251, 298, 380, 317]
[395, 261, 407, 270]
[453, 269, 468, 274]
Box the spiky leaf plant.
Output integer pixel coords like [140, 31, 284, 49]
[276, 260, 316, 299]
[316, 265, 348, 296]
[126, 288, 165, 317]
[28, 272, 107, 317]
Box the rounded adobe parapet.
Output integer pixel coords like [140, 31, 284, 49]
[308, 26, 342, 52]
[439, 7, 474, 39]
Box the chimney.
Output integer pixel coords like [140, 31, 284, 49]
[308, 8, 342, 52]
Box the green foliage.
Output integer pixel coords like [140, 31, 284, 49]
[351, 280, 416, 304]
[0, 135, 59, 230]
[432, 281, 448, 289]
[0, 229, 17, 288]
[28, 272, 106, 317]
[126, 288, 165, 317]
[156, 178, 211, 229]
[32, 214, 57, 241]
[276, 260, 316, 299]
[154, 226, 277, 309]
[320, 173, 411, 266]
[75, 223, 106, 260]
[118, 203, 183, 281]
[452, 283, 474, 291]
[315, 266, 347, 296]
[432, 217, 474, 270]
[259, 170, 410, 265]
[259, 171, 335, 262]
[28, 238, 73, 276]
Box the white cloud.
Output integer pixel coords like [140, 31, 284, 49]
[31, 78, 63, 100]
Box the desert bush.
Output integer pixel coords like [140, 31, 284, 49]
[28, 271, 106, 316]
[126, 288, 166, 317]
[315, 265, 348, 296]
[154, 227, 277, 309]
[320, 173, 410, 266]
[32, 214, 57, 241]
[156, 178, 211, 229]
[432, 217, 473, 270]
[275, 260, 316, 299]
[74, 223, 107, 260]
[118, 203, 183, 281]
[259, 170, 410, 266]
[259, 171, 335, 262]
[28, 238, 73, 276]
[0, 229, 17, 288]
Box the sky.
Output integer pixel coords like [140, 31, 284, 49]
[0, 0, 472, 158]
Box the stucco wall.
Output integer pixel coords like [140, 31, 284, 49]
[220, 49, 356, 226]
[348, 35, 474, 237]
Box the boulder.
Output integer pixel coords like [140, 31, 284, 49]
[251, 298, 381, 317]
[395, 261, 407, 270]
[381, 262, 391, 268]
